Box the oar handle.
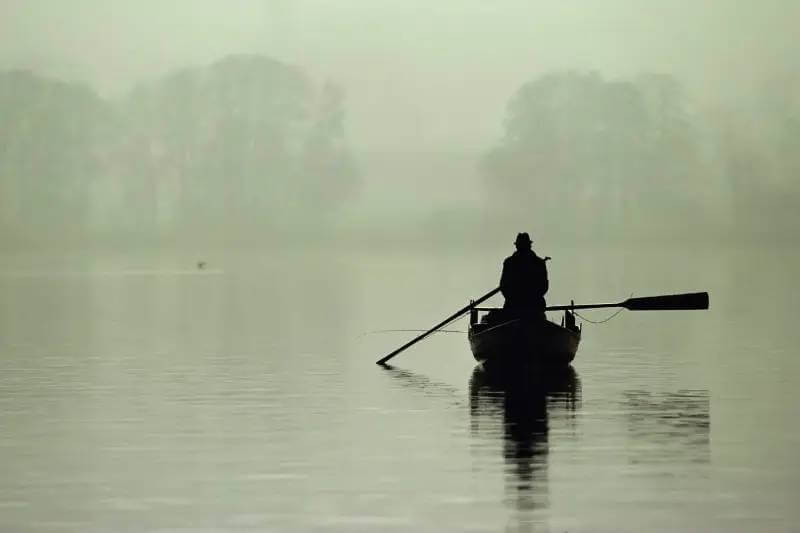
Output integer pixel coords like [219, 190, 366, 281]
[546, 302, 619, 311]
[375, 287, 500, 365]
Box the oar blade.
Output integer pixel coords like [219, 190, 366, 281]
[623, 292, 709, 311]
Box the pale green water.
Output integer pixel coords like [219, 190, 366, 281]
[0, 247, 798, 531]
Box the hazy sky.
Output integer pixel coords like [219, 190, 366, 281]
[2, 1, 797, 153]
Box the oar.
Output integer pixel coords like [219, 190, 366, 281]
[376, 287, 500, 365]
[545, 292, 709, 312]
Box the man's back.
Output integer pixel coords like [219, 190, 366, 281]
[500, 249, 548, 312]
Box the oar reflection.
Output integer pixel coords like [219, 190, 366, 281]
[623, 389, 710, 465]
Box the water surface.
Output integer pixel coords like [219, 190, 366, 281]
[0, 247, 798, 531]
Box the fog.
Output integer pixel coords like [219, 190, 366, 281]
[2, 7, 799, 529]
[1, 1, 798, 250]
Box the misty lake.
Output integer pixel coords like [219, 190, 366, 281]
[1, 246, 798, 531]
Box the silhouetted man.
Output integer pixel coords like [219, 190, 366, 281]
[500, 233, 549, 318]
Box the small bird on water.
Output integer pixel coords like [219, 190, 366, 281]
[197, 261, 206, 270]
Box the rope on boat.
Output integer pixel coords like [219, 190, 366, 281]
[363, 296, 625, 341]
[574, 307, 625, 324]
[470, 318, 521, 338]
[572, 292, 631, 324]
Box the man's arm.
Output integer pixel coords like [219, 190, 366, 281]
[542, 263, 549, 295]
[539, 257, 549, 296]
[500, 258, 511, 299]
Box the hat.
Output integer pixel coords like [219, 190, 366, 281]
[514, 232, 532, 246]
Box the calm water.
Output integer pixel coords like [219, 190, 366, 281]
[0, 247, 798, 532]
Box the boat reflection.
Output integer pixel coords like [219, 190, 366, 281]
[469, 365, 581, 518]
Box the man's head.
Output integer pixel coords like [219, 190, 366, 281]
[514, 232, 532, 251]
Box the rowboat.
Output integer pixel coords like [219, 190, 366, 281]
[376, 289, 707, 367]
[468, 307, 581, 368]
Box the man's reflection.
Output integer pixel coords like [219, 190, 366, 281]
[469, 365, 580, 517]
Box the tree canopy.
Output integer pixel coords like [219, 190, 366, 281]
[482, 72, 710, 241]
[0, 70, 107, 245]
[0, 55, 359, 248]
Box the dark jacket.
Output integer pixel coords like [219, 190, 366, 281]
[500, 249, 548, 311]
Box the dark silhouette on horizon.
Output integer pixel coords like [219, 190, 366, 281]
[500, 232, 549, 317]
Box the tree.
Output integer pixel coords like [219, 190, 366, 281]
[482, 71, 707, 242]
[0, 56, 360, 249]
[293, 82, 359, 222]
[0, 70, 107, 246]
[709, 71, 800, 240]
[121, 55, 359, 243]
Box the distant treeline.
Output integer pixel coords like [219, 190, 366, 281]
[479, 71, 800, 245]
[0, 55, 358, 249]
[0, 61, 797, 250]
[359, 70, 799, 248]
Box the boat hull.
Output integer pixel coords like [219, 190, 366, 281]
[468, 316, 580, 368]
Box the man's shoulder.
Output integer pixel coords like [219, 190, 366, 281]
[504, 250, 545, 265]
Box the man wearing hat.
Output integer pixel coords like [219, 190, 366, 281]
[500, 232, 549, 317]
